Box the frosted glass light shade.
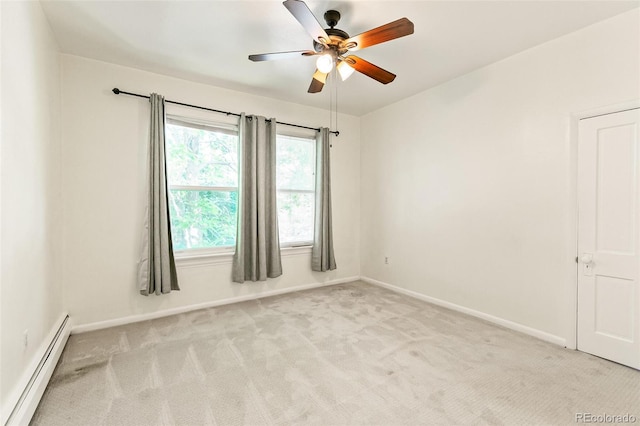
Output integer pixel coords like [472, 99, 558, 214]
[316, 54, 334, 73]
[337, 61, 355, 81]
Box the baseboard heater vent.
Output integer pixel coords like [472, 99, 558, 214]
[4, 314, 70, 426]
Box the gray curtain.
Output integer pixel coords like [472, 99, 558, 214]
[138, 93, 179, 295]
[232, 114, 283, 283]
[312, 128, 337, 271]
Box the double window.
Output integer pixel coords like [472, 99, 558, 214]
[165, 117, 315, 253]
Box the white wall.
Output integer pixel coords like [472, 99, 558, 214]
[360, 9, 640, 343]
[0, 0, 64, 416]
[61, 55, 360, 327]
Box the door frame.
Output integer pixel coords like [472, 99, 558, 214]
[568, 100, 640, 351]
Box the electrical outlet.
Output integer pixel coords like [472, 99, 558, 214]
[23, 329, 29, 349]
[384, 256, 390, 265]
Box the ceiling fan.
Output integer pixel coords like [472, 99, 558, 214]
[248, 0, 414, 93]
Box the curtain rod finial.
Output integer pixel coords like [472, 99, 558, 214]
[112, 88, 120, 94]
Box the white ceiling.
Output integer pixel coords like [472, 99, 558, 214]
[40, 0, 638, 116]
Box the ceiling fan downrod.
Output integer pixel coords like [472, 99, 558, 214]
[324, 10, 340, 28]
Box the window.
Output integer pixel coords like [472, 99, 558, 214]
[165, 117, 238, 251]
[166, 116, 316, 253]
[276, 134, 316, 246]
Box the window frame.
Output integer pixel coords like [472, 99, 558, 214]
[275, 133, 317, 248]
[165, 115, 239, 256]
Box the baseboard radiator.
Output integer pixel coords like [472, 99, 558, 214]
[3, 314, 70, 426]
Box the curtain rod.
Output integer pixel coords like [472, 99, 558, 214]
[112, 88, 339, 137]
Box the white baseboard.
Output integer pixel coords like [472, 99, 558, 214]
[72, 276, 361, 334]
[361, 276, 567, 347]
[3, 313, 71, 426]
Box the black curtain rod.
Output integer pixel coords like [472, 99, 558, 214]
[112, 88, 339, 136]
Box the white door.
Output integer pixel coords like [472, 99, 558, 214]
[577, 108, 640, 369]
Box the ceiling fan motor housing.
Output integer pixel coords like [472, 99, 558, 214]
[313, 10, 350, 53]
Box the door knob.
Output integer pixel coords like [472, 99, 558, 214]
[581, 253, 594, 264]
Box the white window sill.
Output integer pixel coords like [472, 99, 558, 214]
[175, 245, 312, 269]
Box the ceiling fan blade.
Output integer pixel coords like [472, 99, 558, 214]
[343, 56, 396, 84]
[308, 70, 328, 93]
[283, 0, 330, 45]
[249, 50, 317, 62]
[341, 18, 414, 51]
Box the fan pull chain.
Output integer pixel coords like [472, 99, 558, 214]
[328, 68, 337, 147]
[329, 69, 334, 144]
[335, 71, 338, 143]
[329, 72, 331, 137]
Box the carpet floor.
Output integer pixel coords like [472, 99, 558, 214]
[31, 281, 640, 425]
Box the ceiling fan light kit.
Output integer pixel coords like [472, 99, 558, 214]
[337, 60, 355, 81]
[316, 53, 334, 73]
[248, 0, 414, 94]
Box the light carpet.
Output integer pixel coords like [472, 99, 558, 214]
[31, 281, 640, 425]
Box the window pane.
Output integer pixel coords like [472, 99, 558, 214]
[169, 190, 237, 250]
[276, 135, 315, 190]
[166, 123, 238, 187]
[277, 192, 314, 244]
